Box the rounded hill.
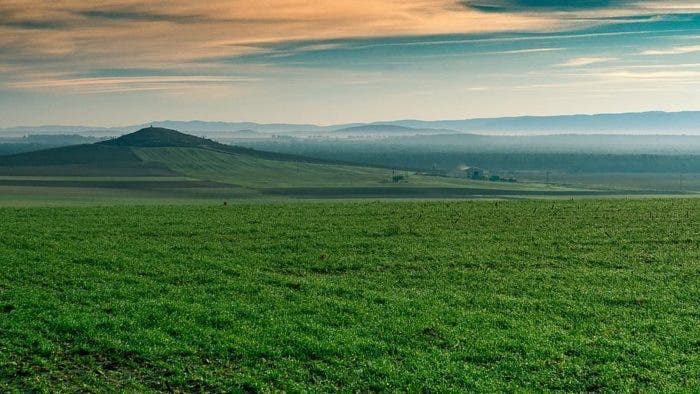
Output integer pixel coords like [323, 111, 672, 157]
[99, 127, 215, 148]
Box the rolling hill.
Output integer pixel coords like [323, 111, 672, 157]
[0, 126, 603, 203]
[0, 127, 391, 182]
[0, 143, 175, 176]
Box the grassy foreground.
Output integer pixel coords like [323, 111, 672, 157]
[0, 200, 698, 391]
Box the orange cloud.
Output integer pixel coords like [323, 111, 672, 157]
[0, 1, 559, 67]
[1, 0, 691, 94]
[6, 75, 258, 93]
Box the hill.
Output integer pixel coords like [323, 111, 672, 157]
[130, 120, 325, 134]
[333, 124, 461, 135]
[99, 126, 215, 147]
[0, 143, 175, 176]
[0, 135, 106, 157]
[0, 127, 370, 180]
[0, 126, 606, 202]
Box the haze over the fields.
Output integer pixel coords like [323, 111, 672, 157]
[5, 111, 700, 139]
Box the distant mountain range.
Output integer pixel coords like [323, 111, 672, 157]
[333, 124, 460, 136]
[2, 111, 700, 137]
[377, 111, 700, 134]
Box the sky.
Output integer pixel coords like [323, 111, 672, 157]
[1, 0, 700, 127]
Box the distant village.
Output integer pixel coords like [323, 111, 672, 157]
[456, 166, 517, 183]
[397, 166, 518, 183]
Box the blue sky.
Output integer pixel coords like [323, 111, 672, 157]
[1, 1, 699, 127]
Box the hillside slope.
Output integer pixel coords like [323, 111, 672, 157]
[134, 147, 399, 188]
[0, 143, 175, 176]
[0, 127, 599, 201]
[0, 127, 397, 186]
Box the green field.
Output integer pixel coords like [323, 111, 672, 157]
[519, 171, 700, 192]
[1, 199, 698, 391]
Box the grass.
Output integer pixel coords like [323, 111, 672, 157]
[1, 199, 698, 391]
[134, 147, 398, 188]
[531, 171, 700, 192]
[0, 185, 257, 207]
[0, 145, 594, 206]
[0, 176, 196, 181]
[134, 147, 587, 191]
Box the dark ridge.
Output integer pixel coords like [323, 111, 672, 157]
[99, 127, 216, 147]
[0, 144, 143, 166]
[0, 144, 176, 176]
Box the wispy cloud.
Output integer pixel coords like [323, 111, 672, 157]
[459, 0, 646, 12]
[642, 1, 700, 11]
[1, 1, 699, 126]
[490, 47, 564, 54]
[341, 29, 689, 52]
[623, 62, 700, 69]
[557, 57, 618, 67]
[265, 43, 346, 58]
[6, 75, 257, 93]
[594, 70, 700, 81]
[640, 44, 700, 55]
[0, 0, 694, 77]
[0, 1, 565, 78]
[558, 58, 700, 88]
[460, 0, 700, 14]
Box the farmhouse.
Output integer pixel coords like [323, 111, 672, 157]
[462, 166, 484, 180]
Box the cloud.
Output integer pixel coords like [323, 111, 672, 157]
[0, 19, 67, 30]
[458, 1, 700, 20]
[0, 0, 693, 78]
[642, 1, 700, 11]
[6, 75, 257, 93]
[588, 70, 700, 82]
[459, 0, 642, 12]
[640, 44, 700, 55]
[490, 47, 564, 54]
[557, 57, 618, 67]
[74, 9, 211, 24]
[73, 7, 287, 25]
[606, 70, 700, 79]
[624, 62, 700, 68]
[0, 0, 698, 124]
[0, 1, 561, 69]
